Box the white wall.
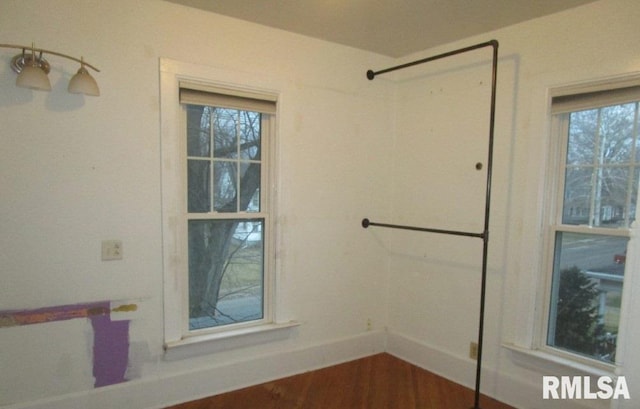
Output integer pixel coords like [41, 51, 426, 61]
[388, 0, 640, 408]
[2, 0, 640, 408]
[0, 1, 393, 407]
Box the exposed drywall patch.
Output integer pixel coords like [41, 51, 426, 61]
[126, 341, 152, 380]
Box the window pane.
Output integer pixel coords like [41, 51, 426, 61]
[187, 160, 210, 213]
[214, 108, 238, 159]
[598, 167, 630, 227]
[562, 167, 593, 225]
[567, 110, 597, 165]
[600, 104, 635, 165]
[186, 105, 211, 157]
[547, 232, 627, 363]
[214, 162, 237, 212]
[240, 111, 261, 160]
[188, 219, 264, 330]
[240, 162, 260, 212]
[564, 166, 635, 227]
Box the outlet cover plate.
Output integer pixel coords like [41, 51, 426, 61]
[102, 240, 123, 261]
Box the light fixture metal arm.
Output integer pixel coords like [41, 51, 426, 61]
[0, 43, 100, 72]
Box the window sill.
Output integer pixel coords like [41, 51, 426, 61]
[164, 321, 300, 360]
[503, 343, 618, 377]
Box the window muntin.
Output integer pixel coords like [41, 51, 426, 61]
[545, 98, 640, 364]
[185, 103, 270, 333]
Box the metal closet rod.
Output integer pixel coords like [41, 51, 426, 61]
[361, 218, 485, 239]
[366, 39, 498, 80]
[363, 39, 498, 409]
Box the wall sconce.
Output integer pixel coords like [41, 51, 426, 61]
[1, 43, 100, 96]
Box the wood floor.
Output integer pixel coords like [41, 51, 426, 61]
[166, 353, 515, 409]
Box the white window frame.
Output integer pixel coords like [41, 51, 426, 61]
[160, 59, 297, 351]
[537, 75, 640, 370]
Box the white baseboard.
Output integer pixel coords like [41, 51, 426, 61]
[385, 329, 478, 389]
[3, 330, 386, 409]
[385, 329, 611, 409]
[5, 328, 611, 409]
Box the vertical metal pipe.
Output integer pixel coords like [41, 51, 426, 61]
[472, 40, 499, 409]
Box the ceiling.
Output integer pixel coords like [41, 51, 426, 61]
[165, 0, 598, 57]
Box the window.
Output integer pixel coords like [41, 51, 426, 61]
[180, 84, 276, 334]
[544, 82, 640, 365]
[161, 60, 297, 349]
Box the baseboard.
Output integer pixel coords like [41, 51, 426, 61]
[385, 330, 612, 409]
[3, 330, 386, 409]
[385, 329, 478, 389]
[5, 328, 610, 409]
[386, 330, 543, 408]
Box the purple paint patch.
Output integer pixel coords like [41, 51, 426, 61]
[90, 314, 130, 387]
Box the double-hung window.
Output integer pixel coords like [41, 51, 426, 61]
[179, 83, 276, 335]
[544, 81, 640, 365]
[161, 60, 295, 349]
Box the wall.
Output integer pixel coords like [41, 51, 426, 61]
[2, 0, 640, 409]
[0, 1, 394, 407]
[387, 0, 640, 408]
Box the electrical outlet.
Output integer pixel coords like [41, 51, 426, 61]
[469, 342, 478, 360]
[102, 240, 123, 261]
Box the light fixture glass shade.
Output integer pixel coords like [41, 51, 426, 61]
[16, 64, 52, 91]
[68, 66, 100, 96]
